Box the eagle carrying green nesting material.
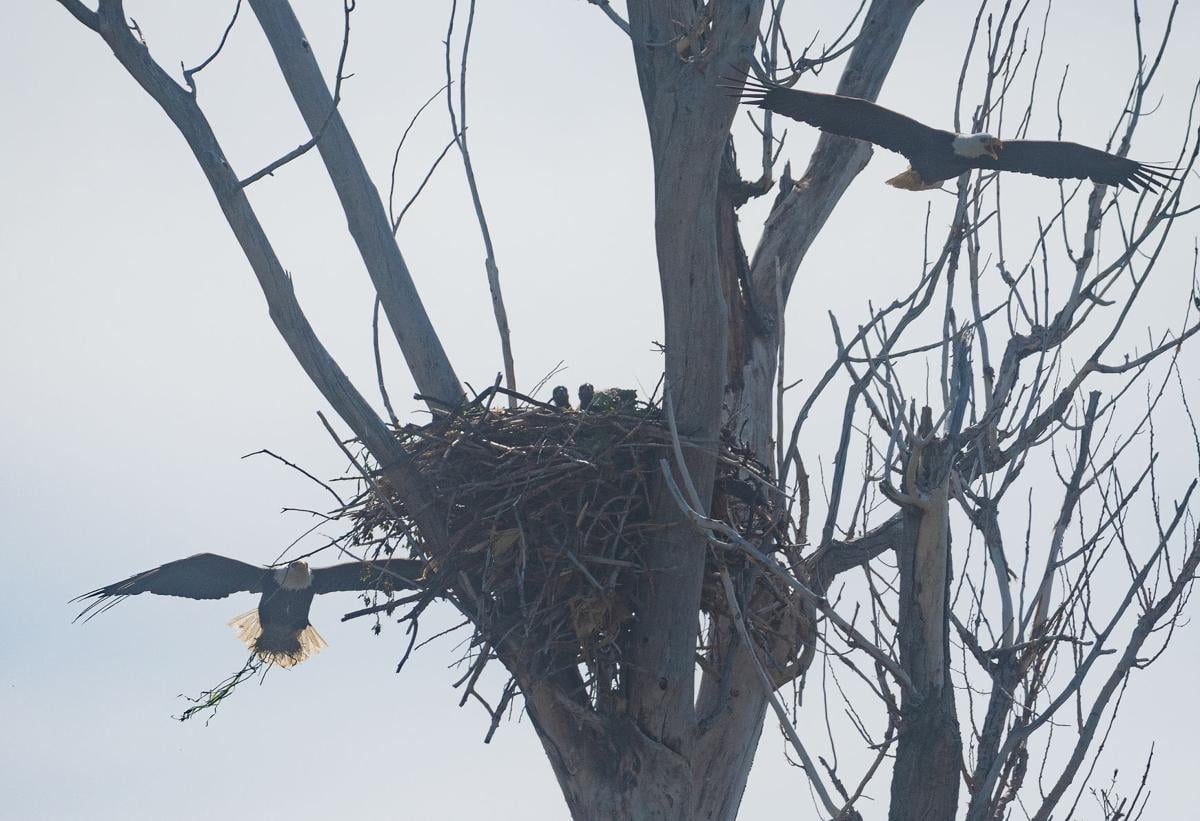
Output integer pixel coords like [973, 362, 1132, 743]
[74, 554, 425, 667]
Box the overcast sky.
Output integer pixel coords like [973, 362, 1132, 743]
[3, 1, 1198, 819]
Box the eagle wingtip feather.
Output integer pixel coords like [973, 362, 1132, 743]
[718, 70, 781, 108]
[71, 591, 126, 623]
[1125, 161, 1178, 193]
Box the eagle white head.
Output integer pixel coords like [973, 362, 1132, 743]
[274, 560, 314, 590]
[952, 133, 1004, 160]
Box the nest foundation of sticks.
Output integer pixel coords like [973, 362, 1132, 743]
[345, 389, 793, 701]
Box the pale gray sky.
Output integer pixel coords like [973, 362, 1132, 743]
[3, 2, 1198, 819]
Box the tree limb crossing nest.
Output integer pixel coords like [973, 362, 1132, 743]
[342, 392, 790, 706]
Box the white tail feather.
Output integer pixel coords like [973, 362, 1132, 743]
[229, 609, 262, 648]
[227, 609, 326, 668]
[293, 624, 327, 659]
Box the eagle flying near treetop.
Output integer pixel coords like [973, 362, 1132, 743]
[74, 553, 425, 668]
[733, 75, 1174, 193]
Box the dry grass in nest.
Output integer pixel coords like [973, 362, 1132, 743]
[342, 390, 784, 702]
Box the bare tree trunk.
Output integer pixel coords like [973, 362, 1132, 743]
[735, 0, 924, 456]
[619, 6, 765, 814]
[884, 368, 969, 821]
[691, 628, 771, 819]
[542, 722, 692, 819]
[889, 498, 961, 821]
[691, 3, 926, 812]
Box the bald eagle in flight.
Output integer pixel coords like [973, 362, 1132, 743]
[74, 554, 425, 667]
[735, 76, 1173, 193]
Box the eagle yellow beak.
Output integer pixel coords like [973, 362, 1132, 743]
[986, 138, 1004, 161]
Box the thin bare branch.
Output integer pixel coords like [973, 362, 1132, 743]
[446, 0, 517, 407]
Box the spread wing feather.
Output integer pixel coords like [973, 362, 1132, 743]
[73, 553, 267, 621]
[311, 559, 426, 594]
[736, 75, 948, 159]
[963, 140, 1173, 192]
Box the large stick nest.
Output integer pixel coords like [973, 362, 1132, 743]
[344, 389, 785, 700]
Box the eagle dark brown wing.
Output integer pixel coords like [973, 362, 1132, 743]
[73, 553, 267, 621]
[736, 75, 950, 160]
[310, 558, 426, 594]
[971, 140, 1174, 192]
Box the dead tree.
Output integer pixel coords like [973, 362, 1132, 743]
[54, 1, 1200, 818]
